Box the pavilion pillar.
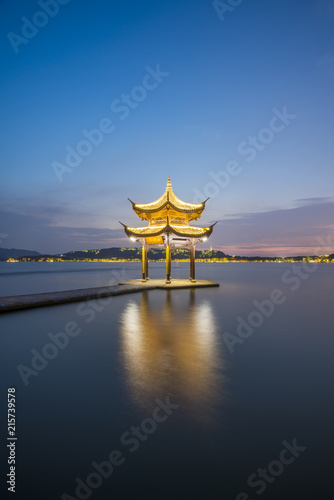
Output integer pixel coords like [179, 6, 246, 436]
[189, 244, 193, 281]
[141, 244, 146, 282]
[145, 246, 149, 280]
[190, 242, 196, 283]
[166, 234, 171, 284]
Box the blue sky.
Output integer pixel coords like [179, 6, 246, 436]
[1, 0, 334, 255]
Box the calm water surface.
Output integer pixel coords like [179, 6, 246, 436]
[1, 262, 333, 499]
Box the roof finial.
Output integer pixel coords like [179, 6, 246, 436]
[167, 176, 172, 191]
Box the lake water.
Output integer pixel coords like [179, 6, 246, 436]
[1, 262, 333, 499]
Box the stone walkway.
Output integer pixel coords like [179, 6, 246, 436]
[0, 279, 219, 314]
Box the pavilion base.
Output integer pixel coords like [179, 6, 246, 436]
[119, 279, 219, 289]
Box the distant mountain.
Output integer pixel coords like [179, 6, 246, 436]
[2, 246, 228, 261]
[62, 247, 142, 260]
[61, 247, 228, 261]
[0, 248, 41, 260]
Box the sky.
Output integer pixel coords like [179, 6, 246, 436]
[1, 0, 334, 256]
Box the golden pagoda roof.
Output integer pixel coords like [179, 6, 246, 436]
[120, 222, 216, 239]
[129, 177, 208, 217]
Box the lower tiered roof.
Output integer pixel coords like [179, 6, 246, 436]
[120, 222, 215, 239]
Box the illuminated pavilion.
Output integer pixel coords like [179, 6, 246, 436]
[120, 177, 216, 283]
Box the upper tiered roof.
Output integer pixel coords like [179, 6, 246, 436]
[128, 176, 207, 222]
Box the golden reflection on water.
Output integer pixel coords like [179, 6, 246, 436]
[120, 290, 228, 421]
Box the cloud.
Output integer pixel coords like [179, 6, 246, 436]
[1, 197, 333, 257]
[295, 197, 334, 205]
[0, 209, 128, 254]
[210, 197, 334, 256]
[0, 182, 130, 229]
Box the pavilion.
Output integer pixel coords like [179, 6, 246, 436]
[120, 177, 216, 283]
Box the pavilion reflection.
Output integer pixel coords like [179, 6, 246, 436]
[120, 290, 228, 421]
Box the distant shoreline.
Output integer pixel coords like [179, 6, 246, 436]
[3, 257, 334, 264]
[1, 247, 333, 264]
